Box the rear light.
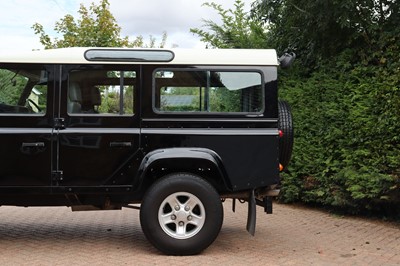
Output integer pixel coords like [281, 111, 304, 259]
[279, 130, 284, 138]
[279, 164, 284, 172]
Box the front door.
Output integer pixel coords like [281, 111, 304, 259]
[53, 65, 141, 192]
[0, 63, 55, 191]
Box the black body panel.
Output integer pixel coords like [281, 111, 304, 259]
[0, 63, 280, 206]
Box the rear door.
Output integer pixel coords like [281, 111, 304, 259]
[53, 65, 141, 192]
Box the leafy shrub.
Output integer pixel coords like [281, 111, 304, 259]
[279, 48, 400, 216]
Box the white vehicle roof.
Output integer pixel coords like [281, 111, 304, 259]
[0, 47, 278, 66]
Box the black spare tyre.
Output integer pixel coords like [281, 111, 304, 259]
[278, 100, 294, 171]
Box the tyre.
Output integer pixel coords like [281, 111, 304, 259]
[278, 100, 294, 170]
[140, 173, 223, 255]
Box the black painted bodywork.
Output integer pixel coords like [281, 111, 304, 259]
[0, 63, 279, 207]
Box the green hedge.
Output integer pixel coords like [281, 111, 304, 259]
[279, 54, 400, 216]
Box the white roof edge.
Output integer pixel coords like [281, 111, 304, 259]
[0, 47, 278, 66]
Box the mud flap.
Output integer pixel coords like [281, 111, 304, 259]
[246, 190, 256, 236]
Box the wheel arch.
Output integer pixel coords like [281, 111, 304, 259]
[135, 148, 232, 194]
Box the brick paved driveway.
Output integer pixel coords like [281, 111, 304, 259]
[0, 201, 399, 265]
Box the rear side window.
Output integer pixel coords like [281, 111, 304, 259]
[154, 69, 263, 113]
[68, 69, 135, 115]
[0, 65, 48, 115]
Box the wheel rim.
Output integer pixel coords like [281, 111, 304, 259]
[158, 192, 206, 240]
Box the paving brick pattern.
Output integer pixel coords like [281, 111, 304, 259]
[0, 201, 399, 265]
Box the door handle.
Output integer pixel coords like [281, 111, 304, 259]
[109, 141, 132, 148]
[22, 142, 45, 148]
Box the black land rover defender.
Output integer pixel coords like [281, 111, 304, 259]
[0, 48, 293, 255]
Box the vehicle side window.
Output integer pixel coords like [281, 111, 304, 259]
[154, 70, 263, 113]
[0, 65, 48, 115]
[68, 69, 135, 115]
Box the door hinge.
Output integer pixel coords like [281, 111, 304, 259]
[54, 118, 65, 129]
[52, 170, 64, 182]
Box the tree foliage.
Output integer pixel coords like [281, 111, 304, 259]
[190, 0, 268, 48]
[0, 70, 26, 105]
[262, 0, 400, 215]
[32, 0, 167, 49]
[251, 0, 400, 71]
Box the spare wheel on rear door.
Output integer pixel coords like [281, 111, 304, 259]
[278, 100, 294, 171]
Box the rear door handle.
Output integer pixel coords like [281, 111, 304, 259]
[22, 142, 45, 148]
[109, 141, 132, 148]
